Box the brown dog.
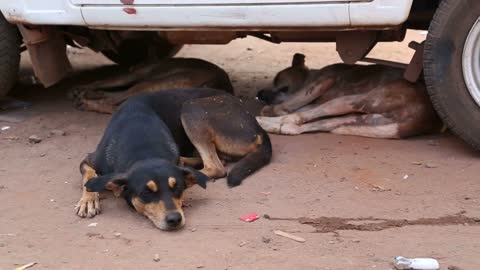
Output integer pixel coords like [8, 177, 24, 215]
[72, 58, 233, 114]
[256, 54, 441, 139]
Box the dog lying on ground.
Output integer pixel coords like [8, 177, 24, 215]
[76, 89, 271, 230]
[256, 54, 441, 139]
[72, 58, 233, 114]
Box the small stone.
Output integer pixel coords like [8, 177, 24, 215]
[428, 140, 439, 146]
[411, 161, 422, 165]
[367, 253, 375, 257]
[50, 129, 66, 136]
[351, 239, 361, 243]
[191, 228, 197, 232]
[272, 246, 279, 251]
[40, 153, 46, 157]
[425, 163, 438, 168]
[153, 254, 160, 262]
[86, 232, 101, 237]
[49, 199, 55, 202]
[354, 186, 360, 190]
[114, 232, 122, 237]
[328, 240, 335, 244]
[3, 136, 19, 141]
[28, 135, 42, 144]
[196, 264, 204, 269]
[262, 237, 271, 243]
[238, 241, 247, 247]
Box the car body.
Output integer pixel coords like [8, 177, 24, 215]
[1, 0, 413, 29]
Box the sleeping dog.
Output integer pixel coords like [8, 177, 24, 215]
[72, 58, 233, 114]
[256, 54, 441, 139]
[76, 89, 271, 230]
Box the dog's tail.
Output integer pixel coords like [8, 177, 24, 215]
[227, 131, 272, 187]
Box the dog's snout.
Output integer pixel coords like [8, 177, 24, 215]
[257, 89, 275, 104]
[165, 212, 183, 228]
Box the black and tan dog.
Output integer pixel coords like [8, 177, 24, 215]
[256, 54, 441, 139]
[76, 89, 271, 230]
[72, 58, 233, 114]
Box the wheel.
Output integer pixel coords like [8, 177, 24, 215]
[0, 13, 21, 97]
[101, 37, 182, 66]
[424, 0, 480, 150]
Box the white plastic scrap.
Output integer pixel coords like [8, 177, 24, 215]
[394, 256, 439, 270]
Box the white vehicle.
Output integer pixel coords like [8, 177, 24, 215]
[1, 0, 479, 150]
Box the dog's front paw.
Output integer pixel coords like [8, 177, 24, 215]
[75, 192, 100, 218]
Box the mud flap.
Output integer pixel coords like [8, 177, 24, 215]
[17, 25, 72, 87]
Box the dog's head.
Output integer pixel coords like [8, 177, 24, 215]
[257, 53, 309, 105]
[85, 160, 208, 231]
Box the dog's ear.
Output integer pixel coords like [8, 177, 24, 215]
[84, 173, 128, 192]
[292, 53, 306, 67]
[180, 167, 208, 189]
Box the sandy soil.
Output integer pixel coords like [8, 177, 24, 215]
[1, 31, 479, 270]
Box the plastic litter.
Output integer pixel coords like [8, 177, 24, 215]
[394, 256, 439, 270]
[239, 212, 260, 222]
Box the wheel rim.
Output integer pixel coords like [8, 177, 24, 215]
[463, 17, 480, 108]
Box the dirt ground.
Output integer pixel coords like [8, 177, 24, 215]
[1, 31, 480, 270]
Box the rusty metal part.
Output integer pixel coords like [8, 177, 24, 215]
[360, 57, 407, 69]
[160, 31, 240, 44]
[122, 8, 137, 15]
[270, 29, 405, 43]
[336, 31, 378, 64]
[249, 33, 280, 44]
[17, 25, 72, 87]
[404, 41, 425, 82]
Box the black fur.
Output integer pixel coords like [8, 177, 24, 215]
[227, 131, 272, 187]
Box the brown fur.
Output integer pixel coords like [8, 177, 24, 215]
[180, 95, 272, 187]
[72, 58, 234, 114]
[256, 53, 441, 139]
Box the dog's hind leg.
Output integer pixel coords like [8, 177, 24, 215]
[257, 94, 366, 131]
[261, 77, 335, 116]
[180, 115, 226, 180]
[330, 114, 401, 139]
[76, 72, 213, 114]
[270, 113, 400, 138]
[75, 161, 101, 218]
[261, 114, 359, 135]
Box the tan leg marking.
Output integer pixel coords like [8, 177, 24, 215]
[179, 157, 203, 168]
[198, 143, 227, 180]
[105, 182, 123, 197]
[75, 163, 101, 218]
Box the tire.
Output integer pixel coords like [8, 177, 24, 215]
[0, 13, 21, 97]
[424, 0, 480, 150]
[101, 38, 182, 66]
